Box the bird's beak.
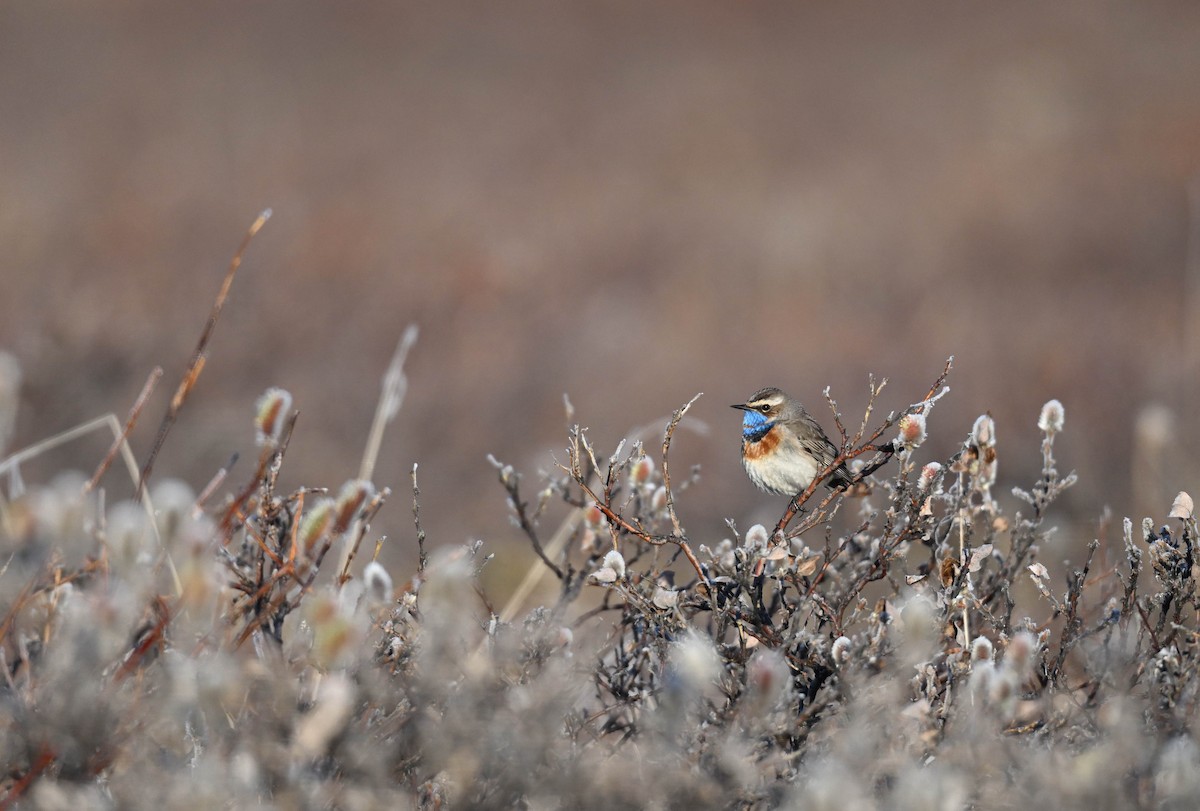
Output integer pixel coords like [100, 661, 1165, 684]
[731, 403, 749, 411]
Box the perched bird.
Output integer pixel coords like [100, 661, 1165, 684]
[732, 387, 852, 496]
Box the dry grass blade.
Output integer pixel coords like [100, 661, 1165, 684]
[0, 410, 184, 595]
[337, 487, 391, 586]
[137, 209, 272, 498]
[85, 366, 162, 493]
[497, 511, 584, 623]
[359, 323, 419, 482]
[0, 415, 121, 479]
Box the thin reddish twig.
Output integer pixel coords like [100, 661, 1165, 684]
[0, 743, 56, 810]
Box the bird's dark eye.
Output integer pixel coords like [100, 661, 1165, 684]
[758, 404, 771, 413]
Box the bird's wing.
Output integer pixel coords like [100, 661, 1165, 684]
[796, 412, 852, 486]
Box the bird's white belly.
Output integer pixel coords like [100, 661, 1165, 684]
[742, 444, 820, 496]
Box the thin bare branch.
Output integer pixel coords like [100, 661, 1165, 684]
[661, 392, 701, 539]
[412, 463, 428, 575]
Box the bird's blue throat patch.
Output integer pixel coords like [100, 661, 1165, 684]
[742, 410, 774, 442]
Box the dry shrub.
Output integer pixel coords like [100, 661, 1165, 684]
[1, 357, 1198, 810]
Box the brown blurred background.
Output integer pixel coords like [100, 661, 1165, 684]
[3, 2, 1199, 591]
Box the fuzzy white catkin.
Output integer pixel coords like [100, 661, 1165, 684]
[254, 387, 293, 447]
[107, 500, 153, 565]
[1004, 630, 1038, 677]
[629, 455, 655, 485]
[651, 486, 668, 512]
[1037, 399, 1065, 434]
[918, 462, 943, 493]
[363, 560, 394, 603]
[298, 499, 336, 550]
[972, 414, 995, 447]
[291, 673, 355, 760]
[337, 478, 375, 511]
[1156, 736, 1200, 800]
[895, 412, 927, 449]
[745, 648, 789, 705]
[668, 631, 722, 694]
[1169, 492, 1194, 519]
[583, 503, 605, 528]
[745, 524, 769, 551]
[334, 479, 375, 532]
[831, 636, 852, 666]
[151, 478, 196, 543]
[602, 549, 625, 579]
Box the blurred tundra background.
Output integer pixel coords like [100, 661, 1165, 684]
[2, 2, 1199, 590]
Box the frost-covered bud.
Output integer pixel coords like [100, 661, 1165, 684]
[831, 635, 852, 666]
[299, 498, 336, 552]
[363, 560, 393, 603]
[895, 413, 927, 450]
[254, 387, 292, 447]
[1037, 399, 1065, 435]
[1169, 492, 1194, 520]
[333, 479, 375, 533]
[629, 455, 655, 486]
[971, 636, 994, 664]
[918, 462, 943, 493]
[744, 524, 769, 552]
[972, 414, 996, 447]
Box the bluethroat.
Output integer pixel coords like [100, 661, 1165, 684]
[732, 387, 852, 496]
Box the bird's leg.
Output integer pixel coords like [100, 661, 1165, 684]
[773, 492, 808, 539]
